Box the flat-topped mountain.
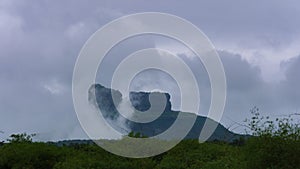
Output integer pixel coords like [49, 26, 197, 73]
[89, 84, 242, 142]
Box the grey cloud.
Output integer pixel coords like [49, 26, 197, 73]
[220, 51, 263, 91]
[278, 55, 300, 108]
[220, 52, 300, 132]
[0, 0, 300, 140]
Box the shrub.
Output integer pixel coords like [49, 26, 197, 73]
[244, 107, 300, 169]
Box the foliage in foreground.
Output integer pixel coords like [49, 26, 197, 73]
[0, 107, 299, 169]
[0, 140, 245, 169]
[243, 107, 300, 169]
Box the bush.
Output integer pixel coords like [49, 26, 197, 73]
[7, 133, 36, 143]
[244, 107, 300, 169]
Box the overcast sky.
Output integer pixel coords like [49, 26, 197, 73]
[1, 0, 300, 141]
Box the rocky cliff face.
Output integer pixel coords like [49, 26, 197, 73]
[89, 84, 241, 142]
[129, 91, 172, 112]
[89, 84, 122, 120]
[88, 84, 172, 119]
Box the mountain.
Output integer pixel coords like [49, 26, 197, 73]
[88, 84, 242, 142]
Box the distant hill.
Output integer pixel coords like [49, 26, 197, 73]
[88, 84, 243, 142]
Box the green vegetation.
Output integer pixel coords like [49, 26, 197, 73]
[243, 107, 300, 169]
[0, 108, 299, 169]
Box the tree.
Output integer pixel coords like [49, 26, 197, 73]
[128, 131, 147, 138]
[0, 131, 3, 146]
[7, 133, 36, 143]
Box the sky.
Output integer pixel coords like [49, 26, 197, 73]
[0, 0, 300, 141]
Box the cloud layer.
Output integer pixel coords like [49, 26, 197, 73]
[0, 0, 300, 140]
